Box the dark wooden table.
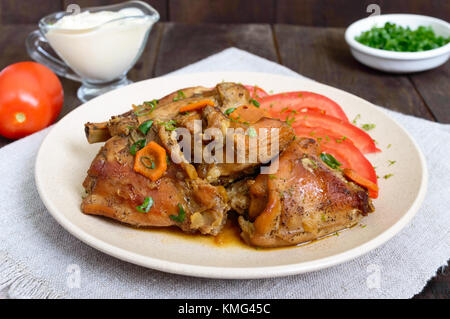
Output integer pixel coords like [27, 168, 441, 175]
[0, 22, 448, 298]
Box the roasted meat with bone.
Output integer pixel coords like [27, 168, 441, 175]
[82, 82, 374, 247]
[238, 138, 374, 247]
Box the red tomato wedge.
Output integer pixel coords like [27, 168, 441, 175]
[244, 85, 269, 100]
[343, 168, 379, 199]
[291, 111, 380, 154]
[261, 91, 349, 122]
[294, 126, 378, 198]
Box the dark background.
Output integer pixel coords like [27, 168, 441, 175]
[0, 0, 449, 26]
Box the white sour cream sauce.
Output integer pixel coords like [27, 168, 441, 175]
[46, 9, 151, 81]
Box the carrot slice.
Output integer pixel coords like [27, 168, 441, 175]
[343, 168, 379, 198]
[229, 105, 271, 124]
[179, 99, 215, 113]
[134, 141, 167, 181]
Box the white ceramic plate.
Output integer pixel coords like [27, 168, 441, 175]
[35, 72, 427, 279]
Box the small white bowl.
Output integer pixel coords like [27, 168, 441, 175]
[345, 14, 450, 73]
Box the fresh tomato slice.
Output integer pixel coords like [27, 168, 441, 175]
[261, 91, 349, 122]
[294, 126, 378, 198]
[343, 168, 379, 199]
[244, 85, 269, 100]
[291, 111, 380, 154]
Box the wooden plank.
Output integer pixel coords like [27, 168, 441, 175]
[409, 63, 450, 123]
[274, 24, 435, 120]
[1, 0, 62, 24]
[61, 0, 168, 21]
[275, 0, 450, 27]
[169, 0, 275, 24]
[154, 23, 278, 76]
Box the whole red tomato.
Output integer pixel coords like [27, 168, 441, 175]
[0, 62, 63, 139]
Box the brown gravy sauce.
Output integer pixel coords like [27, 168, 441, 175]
[136, 214, 359, 250]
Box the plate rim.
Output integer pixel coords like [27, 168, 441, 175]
[35, 71, 428, 279]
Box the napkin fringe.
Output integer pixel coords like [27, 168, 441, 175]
[0, 251, 61, 299]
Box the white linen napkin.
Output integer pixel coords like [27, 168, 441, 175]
[0, 48, 449, 299]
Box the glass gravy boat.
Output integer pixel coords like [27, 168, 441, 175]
[26, 1, 159, 102]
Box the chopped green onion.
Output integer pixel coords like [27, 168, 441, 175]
[170, 204, 186, 223]
[352, 114, 361, 125]
[387, 160, 396, 166]
[136, 197, 154, 213]
[140, 156, 155, 169]
[383, 174, 394, 179]
[224, 108, 236, 115]
[138, 120, 153, 135]
[134, 100, 158, 117]
[159, 120, 177, 131]
[250, 98, 260, 107]
[355, 22, 450, 52]
[130, 139, 146, 155]
[361, 123, 376, 131]
[173, 91, 186, 102]
[336, 136, 347, 143]
[286, 116, 295, 126]
[320, 153, 342, 170]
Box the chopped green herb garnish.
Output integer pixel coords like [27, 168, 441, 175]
[250, 98, 260, 107]
[286, 116, 295, 126]
[224, 108, 236, 115]
[138, 120, 153, 135]
[130, 139, 146, 155]
[352, 114, 361, 125]
[170, 204, 186, 223]
[145, 99, 158, 108]
[134, 100, 158, 116]
[136, 197, 154, 213]
[383, 174, 394, 179]
[320, 153, 342, 170]
[387, 160, 396, 166]
[321, 214, 327, 222]
[140, 156, 155, 169]
[336, 136, 347, 143]
[269, 174, 277, 180]
[159, 120, 177, 131]
[387, 144, 392, 149]
[355, 22, 450, 52]
[361, 123, 376, 131]
[173, 91, 186, 102]
[248, 127, 257, 138]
